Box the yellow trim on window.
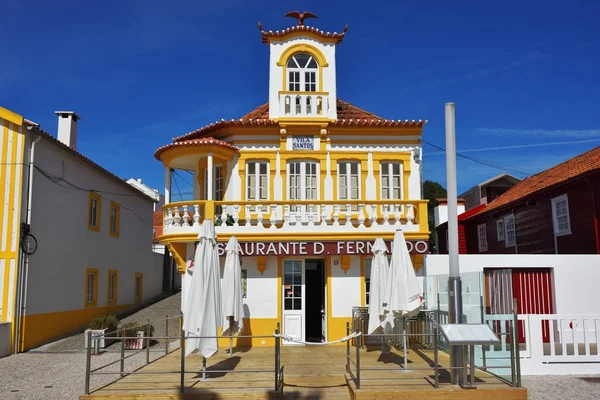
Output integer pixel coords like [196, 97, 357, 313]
[277, 44, 327, 93]
[109, 201, 120, 238]
[134, 272, 144, 304]
[88, 192, 101, 232]
[84, 268, 99, 308]
[107, 270, 118, 305]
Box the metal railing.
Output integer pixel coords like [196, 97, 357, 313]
[346, 305, 523, 390]
[84, 318, 284, 395]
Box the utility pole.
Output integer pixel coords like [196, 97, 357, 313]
[445, 102, 463, 384]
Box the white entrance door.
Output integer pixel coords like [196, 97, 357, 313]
[282, 260, 304, 345]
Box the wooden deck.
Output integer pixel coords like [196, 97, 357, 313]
[80, 344, 527, 399]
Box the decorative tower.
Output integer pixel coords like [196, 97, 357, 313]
[259, 12, 348, 121]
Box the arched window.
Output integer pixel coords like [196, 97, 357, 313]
[287, 53, 318, 92]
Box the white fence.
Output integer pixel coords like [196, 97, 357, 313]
[482, 313, 600, 375]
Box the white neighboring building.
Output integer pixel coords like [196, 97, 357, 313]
[127, 178, 165, 211]
[0, 106, 164, 355]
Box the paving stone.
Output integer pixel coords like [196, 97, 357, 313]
[0, 292, 182, 400]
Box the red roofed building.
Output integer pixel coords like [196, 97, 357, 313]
[458, 146, 600, 254]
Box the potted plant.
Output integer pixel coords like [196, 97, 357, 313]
[215, 214, 235, 226]
[121, 321, 155, 350]
[84, 314, 120, 349]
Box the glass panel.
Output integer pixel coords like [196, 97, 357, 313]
[87, 274, 94, 303]
[294, 53, 310, 68]
[393, 163, 401, 175]
[339, 176, 347, 200]
[285, 299, 292, 310]
[339, 163, 346, 174]
[287, 57, 298, 68]
[294, 299, 301, 310]
[293, 285, 301, 297]
[381, 163, 388, 175]
[259, 162, 267, 174]
[350, 163, 358, 174]
[307, 58, 318, 68]
[248, 163, 255, 174]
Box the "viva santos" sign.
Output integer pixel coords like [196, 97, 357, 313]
[216, 240, 428, 257]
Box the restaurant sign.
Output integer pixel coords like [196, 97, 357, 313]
[217, 240, 428, 257]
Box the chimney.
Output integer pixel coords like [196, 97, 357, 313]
[55, 111, 80, 150]
[434, 198, 466, 227]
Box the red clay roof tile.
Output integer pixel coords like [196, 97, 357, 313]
[154, 137, 239, 160]
[171, 99, 425, 143]
[466, 146, 600, 219]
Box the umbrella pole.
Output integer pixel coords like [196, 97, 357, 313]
[201, 356, 207, 381]
[229, 316, 234, 356]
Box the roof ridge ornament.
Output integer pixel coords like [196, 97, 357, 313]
[284, 10, 318, 26]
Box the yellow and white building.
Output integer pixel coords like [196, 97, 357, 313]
[155, 19, 429, 345]
[0, 107, 164, 355]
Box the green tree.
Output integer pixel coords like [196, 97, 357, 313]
[423, 180, 447, 251]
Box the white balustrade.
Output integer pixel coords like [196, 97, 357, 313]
[358, 204, 365, 228]
[320, 206, 328, 227]
[193, 205, 201, 226]
[269, 204, 277, 229]
[182, 205, 190, 226]
[279, 92, 329, 118]
[256, 205, 264, 228]
[162, 201, 424, 234]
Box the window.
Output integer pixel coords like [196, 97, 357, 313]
[88, 192, 101, 232]
[204, 165, 224, 201]
[380, 162, 402, 212]
[246, 161, 269, 202]
[286, 53, 318, 92]
[134, 272, 143, 304]
[477, 224, 488, 252]
[504, 214, 516, 247]
[496, 219, 504, 241]
[380, 162, 402, 200]
[288, 160, 318, 211]
[551, 194, 571, 236]
[338, 161, 360, 202]
[283, 261, 302, 310]
[109, 202, 120, 237]
[107, 270, 118, 305]
[85, 268, 98, 307]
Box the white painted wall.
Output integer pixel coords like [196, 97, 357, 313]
[239, 256, 278, 319]
[25, 138, 162, 316]
[433, 203, 465, 227]
[424, 254, 600, 315]
[331, 255, 361, 317]
[268, 36, 337, 119]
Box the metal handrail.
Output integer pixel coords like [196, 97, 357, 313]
[347, 302, 523, 390]
[84, 316, 283, 395]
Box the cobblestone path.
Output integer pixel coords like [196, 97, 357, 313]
[0, 292, 181, 400]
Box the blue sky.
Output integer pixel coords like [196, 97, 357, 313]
[2, 0, 600, 198]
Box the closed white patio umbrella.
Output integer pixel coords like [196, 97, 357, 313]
[382, 229, 424, 366]
[221, 236, 244, 355]
[383, 228, 423, 322]
[367, 237, 390, 334]
[182, 219, 223, 359]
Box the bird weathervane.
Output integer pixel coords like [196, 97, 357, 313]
[284, 11, 318, 26]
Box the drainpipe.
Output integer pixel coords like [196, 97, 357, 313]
[14, 133, 41, 354]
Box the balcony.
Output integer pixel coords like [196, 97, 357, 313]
[279, 91, 330, 118]
[160, 200, 428, 238]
